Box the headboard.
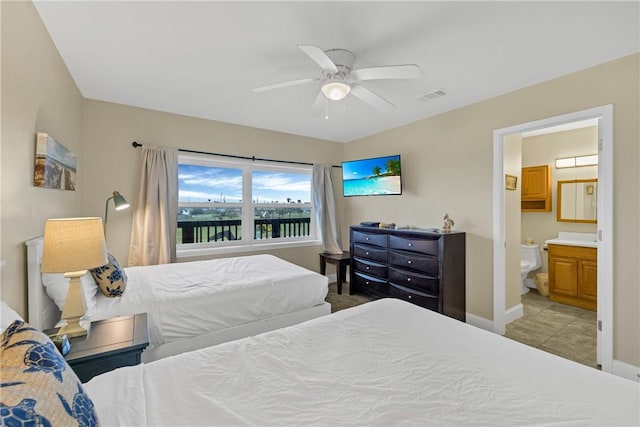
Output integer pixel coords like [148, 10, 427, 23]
[25, 236, 60, 330]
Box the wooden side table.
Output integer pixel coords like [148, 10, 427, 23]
[46, 313, 149, 383]
[319, 251, 350, 295]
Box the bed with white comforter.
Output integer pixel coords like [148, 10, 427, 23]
[86, 298, 639, 426]
[92, 254, 328, 349]
[26, 237, 329, 362]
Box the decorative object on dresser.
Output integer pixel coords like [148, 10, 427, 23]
[40, 217, 109, 338]
[44, 313, 149, 383]
[442, 213, 454, 232]
[349, 225, 465, 321]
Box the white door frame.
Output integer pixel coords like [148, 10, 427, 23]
[492, 105, 613, 372]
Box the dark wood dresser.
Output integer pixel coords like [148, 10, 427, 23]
[349, 226, 466, 321]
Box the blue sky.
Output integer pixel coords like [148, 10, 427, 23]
[178, 164, 311, 203]
[342, 155, 400, 181]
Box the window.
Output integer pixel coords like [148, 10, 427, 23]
[177, 154, 316, 255]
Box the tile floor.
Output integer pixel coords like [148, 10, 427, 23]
[326, 281, 598, 369]
[504, 289, 598, 369]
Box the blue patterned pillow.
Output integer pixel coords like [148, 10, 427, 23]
[0, 320, 99, 426]
[90, 252, 127, 298]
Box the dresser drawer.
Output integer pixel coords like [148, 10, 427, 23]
[389, 235, 439, 256]
[389, 267, 439, 295]
[352, 230, 388, 248]
[353, 257, 387, 279]
[389, 284, 440, 312]
[353, 243, 388, 263]
[353, 272, 388, 294]
[389, 250, 438, 276]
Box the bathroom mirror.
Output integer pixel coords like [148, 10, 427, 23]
[557, 179, 597, 223]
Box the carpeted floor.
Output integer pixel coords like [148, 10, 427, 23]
[325, 280, 375, 313]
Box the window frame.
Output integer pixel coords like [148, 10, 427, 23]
[177, 154, 319, 258]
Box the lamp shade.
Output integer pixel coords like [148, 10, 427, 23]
[41, 217, 108, 274]
[112, 191, 129, 211]
[321, 81, 351, 101]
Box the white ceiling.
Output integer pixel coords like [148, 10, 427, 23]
[33, 1, 639, 143]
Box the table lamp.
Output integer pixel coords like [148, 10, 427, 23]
[41, 217, 108, 337]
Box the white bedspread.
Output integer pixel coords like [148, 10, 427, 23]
[86, 298, 639, 426]
[89, 254, 328, 348]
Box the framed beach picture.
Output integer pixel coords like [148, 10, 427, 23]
[505, 174, 518, 191]
[34, 132, 76, 191]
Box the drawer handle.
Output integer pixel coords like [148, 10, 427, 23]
[365, 281, 370, 285]
[408, 295, 413, 299]
[365, 252, 370, 255]
[408, 243, 412, 247]
[366, 266, 370, 270]
[407, 260, 412, 264]
[365, 237, 370, 241]
[407, 278, 412, 282]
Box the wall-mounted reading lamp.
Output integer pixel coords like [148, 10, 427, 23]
[104, 190, 130, 234]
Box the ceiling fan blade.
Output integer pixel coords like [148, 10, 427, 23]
[253, 78, 318, 93]
[310, 91, 325, 111]
[351, 64, 421, 81]
[297, 45, 339, 74]
[350, 84, 395, 112]
[310, 92, 327, 117]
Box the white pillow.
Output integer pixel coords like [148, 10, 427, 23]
[1, 301, 24, 331]
[41, 272, 98, 316]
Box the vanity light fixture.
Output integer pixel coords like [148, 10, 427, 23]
[555, 154, 598, 169]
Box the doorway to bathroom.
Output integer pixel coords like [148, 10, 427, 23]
[492, 105, 613, 373]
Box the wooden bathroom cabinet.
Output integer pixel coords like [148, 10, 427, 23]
[547, 244, 597, 311]
[521, 165, 551, 212]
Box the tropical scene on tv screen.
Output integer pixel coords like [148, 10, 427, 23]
[342, 155, 401, 196]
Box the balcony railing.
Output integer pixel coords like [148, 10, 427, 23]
[178, 218, 311, 244]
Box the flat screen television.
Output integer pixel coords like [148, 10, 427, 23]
[342, 155, 402, 197]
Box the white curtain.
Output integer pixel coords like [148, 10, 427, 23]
[128, 145, 178, 266]
[312, 164, 343, 254]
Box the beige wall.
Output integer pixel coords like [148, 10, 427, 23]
[1, 1, 344, 319]
[2, 1, 638, 367]
[344, 53, 639, 366]
[1, 1, 85, 316]
[521, 126, 598, 273]
[81, 100, 344, 273]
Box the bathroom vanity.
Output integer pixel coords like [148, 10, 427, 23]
[546, 232, 597, 311]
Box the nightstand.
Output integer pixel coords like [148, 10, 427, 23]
[319, 251, 350, 295]
[46, 313, 149, 383]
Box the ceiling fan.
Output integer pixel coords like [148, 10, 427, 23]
[253, 45, 421, 112]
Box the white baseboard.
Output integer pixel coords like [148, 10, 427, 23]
[611, 359, 640, 382]
[465, 313, 494, 332]
[505, 303, 524, 324]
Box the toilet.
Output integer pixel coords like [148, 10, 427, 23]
[520, 244, 542, 295]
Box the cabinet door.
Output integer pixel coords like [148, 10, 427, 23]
[549, 256, 578, 297]
[578, 259, 598, 303]
[522, 165, 549, 200]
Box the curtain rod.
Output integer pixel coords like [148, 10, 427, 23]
[131, 141, 341, 168]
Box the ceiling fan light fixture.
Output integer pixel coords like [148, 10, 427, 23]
[321, 81, 351, 101]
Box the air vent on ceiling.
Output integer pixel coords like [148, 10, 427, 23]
[419, 89, 447, 101]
